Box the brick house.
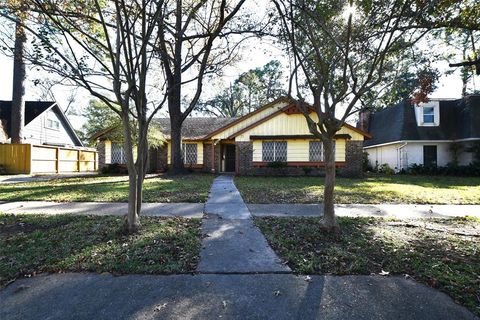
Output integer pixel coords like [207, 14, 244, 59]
[94, 97, 371, 176]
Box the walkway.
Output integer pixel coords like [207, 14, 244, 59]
[197, 175, 290, 273]
[0, 273, 475, 320]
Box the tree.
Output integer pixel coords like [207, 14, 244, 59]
[199, 60, 286, 117]
[5, 0, 27, 144]
[154, 0, 255, 174]
[1, 0, 169, 232]
[81, 99, 164, 148]
[273, 0, 429, 231]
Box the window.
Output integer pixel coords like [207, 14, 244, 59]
[182, 143, 197, 164]
[423, 107, 434, 124]
[46, 118, 60, 130]
[262, 141, 287, 162]
[309, 141, 323, 162]
[111, 143, 126, 164]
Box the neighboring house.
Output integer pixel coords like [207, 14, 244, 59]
[95, 97, 370, 176]
[361, 95, 480, 171]
[0, 100, 83, 147]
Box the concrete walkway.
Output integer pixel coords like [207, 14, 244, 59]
[197, 175, 290, 273]
[248, 203, 480, 219]
[0, 273, 476, 320]
[0, 201, 203, 218]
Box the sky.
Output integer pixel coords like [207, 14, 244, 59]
[0, 8, 477, 131]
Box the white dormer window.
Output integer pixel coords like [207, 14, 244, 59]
[423, 106, 435, 124]
[415, 101, 439, 126]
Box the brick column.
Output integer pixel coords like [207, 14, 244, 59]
[342, 140, 364, 178]
[236, 141, 253, 175]
[97, 140, 107, 169]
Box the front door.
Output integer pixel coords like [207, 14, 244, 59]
[423, 145, 437, 167]
[225, 145, 236, 172]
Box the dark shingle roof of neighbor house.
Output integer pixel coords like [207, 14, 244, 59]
[364, 95, 480, 147]
[0, 101, 55, 136]
[0, 100, 83, 146]
[153, 117, 238, 140]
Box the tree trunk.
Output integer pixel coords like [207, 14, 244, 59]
[11, 20, 27, 144]
[168, 90, 185, 174]
[122, 114, 141, 233]
[322, 138, 340, 232]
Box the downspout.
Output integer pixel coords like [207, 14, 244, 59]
[396, 142, 408, 172]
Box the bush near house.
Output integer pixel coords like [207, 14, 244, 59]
[407, 162, 480, 176]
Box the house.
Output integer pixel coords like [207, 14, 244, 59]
[361, 95, 480, 171]
[0, 100, 83, 147]
[94, 97, 370, 176]
[0, 101, 97, 174]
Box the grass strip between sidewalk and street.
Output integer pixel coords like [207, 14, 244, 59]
[0, 213, 202, 287]
[255, 216, 480, 315]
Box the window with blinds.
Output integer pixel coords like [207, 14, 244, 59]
[262, 141, 287, 162]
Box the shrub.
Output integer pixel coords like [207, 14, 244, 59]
[101, 163, 128, 174]
[267, 161, 288, 168]
[377, 163, 395, 175]
[302, 167, 313, 175]
[407, 162, 480, 177]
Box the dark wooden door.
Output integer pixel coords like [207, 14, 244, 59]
[225, 145, 236, 172]
[423, 145, 437, 167]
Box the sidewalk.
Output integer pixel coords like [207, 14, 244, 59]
[248, 203, 480, 218]
[197, 175, 290, 273]
[0, 201, 203, 218]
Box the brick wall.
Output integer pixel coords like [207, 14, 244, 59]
[97, 140, 107, 169]
[236, 141, 253, 175]
[341, 140, 364, 177]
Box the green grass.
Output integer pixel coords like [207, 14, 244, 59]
[235, 175, 480, 204]
[255, 216, 480, 315]
[0, 174, 214, 203]
[0, 213, 202, 286]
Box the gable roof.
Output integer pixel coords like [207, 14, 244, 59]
[364, 95, 480, 147]
[0, 100, 83, 146]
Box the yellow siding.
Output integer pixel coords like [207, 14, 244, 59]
[252, 138, 347, 162]
[167, 141, 204, 165]
[104, 140, 111, 163]
[236, 113, 364, 141]
[0, 144, 31, 174]
[211, 101, 289, 140]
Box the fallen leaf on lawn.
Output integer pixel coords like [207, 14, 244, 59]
[273, 290, 281, 296]
[379, 270, 390, 276]
[222, 301, 227, 308]
[154, 303, 167, 312]
[304, 276, 312, 282]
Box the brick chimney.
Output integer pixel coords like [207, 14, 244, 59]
[357, 109, 371, 132]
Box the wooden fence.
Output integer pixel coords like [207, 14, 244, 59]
[0, 144, 98, 174]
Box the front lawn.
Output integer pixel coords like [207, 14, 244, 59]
[0, 213, 201, 286]
[235, 175, 480, 204]
[255, 216, 480, 315]
[0, 174, 214, 203]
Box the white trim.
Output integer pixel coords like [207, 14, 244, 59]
[364, 140, 454, 149]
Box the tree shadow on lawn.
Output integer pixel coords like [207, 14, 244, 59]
[0, 214, 201, 287]
[255, 216, 480, 315]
